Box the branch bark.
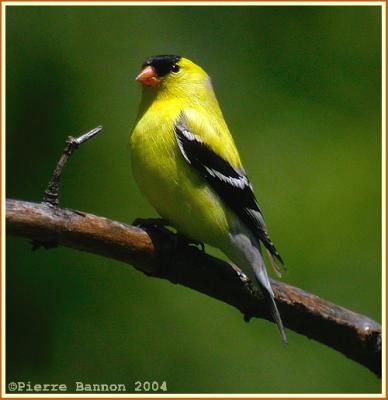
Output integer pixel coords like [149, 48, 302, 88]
[6, 198, 382, 377]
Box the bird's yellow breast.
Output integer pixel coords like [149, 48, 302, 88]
[129, 99, 231, 246]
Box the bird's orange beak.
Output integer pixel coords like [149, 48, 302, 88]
[135, 66, 161, 87]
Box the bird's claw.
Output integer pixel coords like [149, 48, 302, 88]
[132, 218, 205, 252]
[132, 217, 174, 238]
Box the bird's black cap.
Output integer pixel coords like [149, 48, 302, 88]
[142, 55, 181, 77]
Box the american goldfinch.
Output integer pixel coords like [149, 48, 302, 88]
[129, 55, 287, 343]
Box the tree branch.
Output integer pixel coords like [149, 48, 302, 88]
[43, 126, 103, 206]
[6, 198, 381, 377]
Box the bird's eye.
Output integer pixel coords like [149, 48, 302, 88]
[171, 64, 180, 73]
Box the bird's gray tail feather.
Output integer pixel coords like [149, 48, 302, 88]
[262, 287, 288, 344]
[252, 256, 288, 344]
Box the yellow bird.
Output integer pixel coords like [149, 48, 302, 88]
[129, 55, 287, 343]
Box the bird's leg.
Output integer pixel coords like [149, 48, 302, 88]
[175, 232, 205, 252]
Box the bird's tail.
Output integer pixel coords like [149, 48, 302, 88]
[252, 255, 288, 344]
[262, 286, 288, 344]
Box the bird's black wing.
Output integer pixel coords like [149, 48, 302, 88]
[174, 118, 284, 268]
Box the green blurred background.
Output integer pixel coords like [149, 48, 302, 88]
[6, 5, 382, 394]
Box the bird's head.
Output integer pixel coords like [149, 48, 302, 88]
[135, 55, 213, 98]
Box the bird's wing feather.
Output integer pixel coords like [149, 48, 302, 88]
[174, 117, 284, 268]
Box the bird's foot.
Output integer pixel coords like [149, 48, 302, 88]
[132, 219, 205, 251]
[175, 233, 205, 252]
[132, 217, 173, 236]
